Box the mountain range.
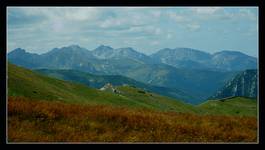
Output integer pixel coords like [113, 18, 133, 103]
[8, 45, 258, 103]
[8, 45, 257, 73]
[151, 48, 257, 71]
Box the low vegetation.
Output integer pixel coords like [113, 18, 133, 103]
[198, 97, 257, 117]
[8, 97, 257, 143]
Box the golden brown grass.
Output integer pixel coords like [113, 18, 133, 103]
[8, 96, 257, 143]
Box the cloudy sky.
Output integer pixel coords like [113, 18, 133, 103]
[7, 7, 258, 57]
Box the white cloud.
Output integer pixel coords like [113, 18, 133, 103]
[127, 26, 162, 36]
[64, 7, 100, 21]
[190, 7, 223, 15]
[13, 7, 100, 23]
[99, 10, 154, 29]
[167, 12, 188, 22]
[100, 18, 123, 28]
[222, 8, 257, 21]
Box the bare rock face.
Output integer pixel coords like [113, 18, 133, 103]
[210, 69, 257, 99]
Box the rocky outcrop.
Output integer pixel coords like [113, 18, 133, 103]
[100, 83, 121, 94]
[210, 69, 257, 99]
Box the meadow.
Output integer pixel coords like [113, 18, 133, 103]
[8, 96, 257, 143]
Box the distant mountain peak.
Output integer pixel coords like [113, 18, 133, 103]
[213, 50, 247, 56]
[151, 47, 256, 71]
[121, 47, 134, 50]
[13, 48, 26, 52]
[63, 44, 84, 50]
[8, 48, 40, 56]
[174, 47, 212, 55]
[174, 47, 196, 50]
[96, 45, 113, 50]
[116, 47, 137, 52]
[92, 45, 115, 59]
[155, 47, 211, 55]
[9, 48, 26, 54]
[43, 44, 91, 57]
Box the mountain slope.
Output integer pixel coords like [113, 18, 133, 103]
[8, 62, 130, 106]
[8, 45, 100, 74]
[7, 48, 41, 68]
[150, 48, 257, 71]
[8, 63, 197, 113]
[151, 48, 212, 70]
[91, 45, 115, 59]
[210, 69, 257, 99]
[211, 51, 257, 71]
[35, 68, 196, 103]
[197, 97, 257, 117]
[115, 85, 197, 113]
[92, 45, 153, 63]
[125, 64, 238, 104]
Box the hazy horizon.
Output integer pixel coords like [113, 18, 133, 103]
[8, 7, 258, 57]
[8, 44, 258, 58]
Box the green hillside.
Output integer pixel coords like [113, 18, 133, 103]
[197, 97, 257, 117]
[35, 68, 196, 103]
[116, 85, 198, 113]
[8, 63, 196, 113]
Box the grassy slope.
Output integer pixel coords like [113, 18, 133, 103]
[8, 63, 195, 113]
[197, 97, 257, 117]
[35, 69, 196, 103]
[116, 86, 198, 113]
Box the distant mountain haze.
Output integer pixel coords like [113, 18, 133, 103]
[92, 45, 154, 64]
[8, 45, 258, 104]
[8, 45, 257, 72]
[211, 51, 257, 71]
[151, 48, 257, 71]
